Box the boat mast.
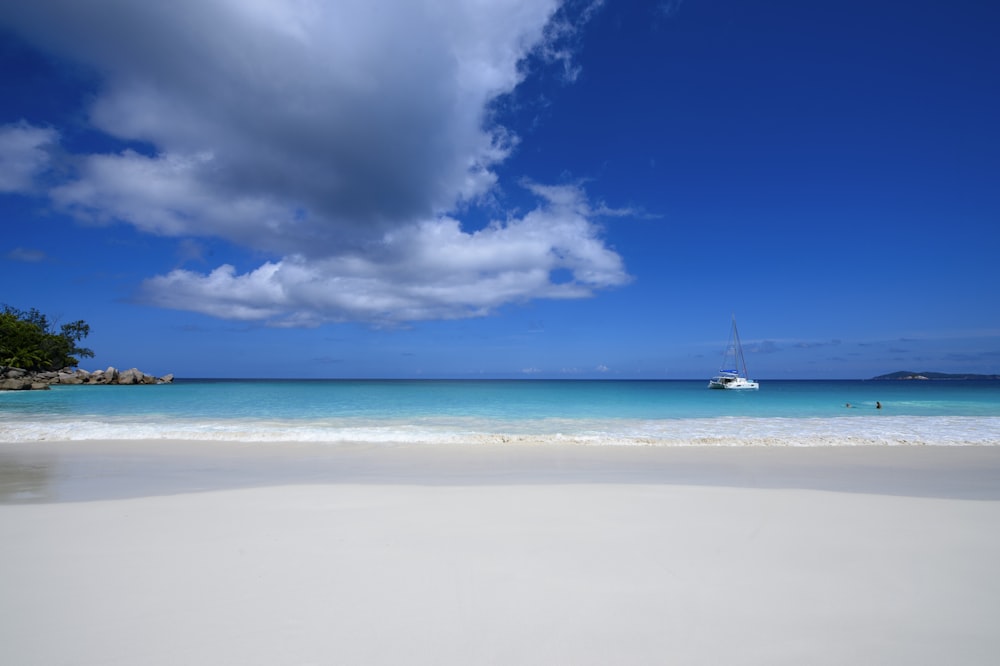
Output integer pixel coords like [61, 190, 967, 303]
[732, 315, 749, 378]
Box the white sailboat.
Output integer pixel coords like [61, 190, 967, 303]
[708, 316, 759, 390]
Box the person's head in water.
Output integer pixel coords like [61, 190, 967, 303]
[876, 401, 882, 409]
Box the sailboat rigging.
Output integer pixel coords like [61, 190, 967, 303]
[708, 316, 759, 390]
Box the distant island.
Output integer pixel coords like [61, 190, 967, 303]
[871, 371, 1000, 381]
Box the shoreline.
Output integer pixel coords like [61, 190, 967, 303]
[3, 439, 1000, 502]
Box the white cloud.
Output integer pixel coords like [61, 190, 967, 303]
[4, 0, 631, 324]
[139, 183, 631, 324]
[0, 122, 57, 193]
[50, 150, 299, 250]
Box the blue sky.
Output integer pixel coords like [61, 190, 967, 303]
[1, 0, 998, 379]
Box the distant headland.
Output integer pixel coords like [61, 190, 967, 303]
[2, 305, 173, 391]
[871, 371, 1000, 381]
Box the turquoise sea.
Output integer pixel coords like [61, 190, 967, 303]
[2, 379, 999, 446]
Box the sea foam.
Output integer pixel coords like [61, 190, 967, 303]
[2, 415, 998, 447]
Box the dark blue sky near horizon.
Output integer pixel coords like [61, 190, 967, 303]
[1, 0, 998, 379]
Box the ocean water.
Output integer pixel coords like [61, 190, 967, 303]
[1, 379, 999, 446]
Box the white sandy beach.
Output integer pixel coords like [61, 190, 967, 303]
[2, 442, 1000, 665]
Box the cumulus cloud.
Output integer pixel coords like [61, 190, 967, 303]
[3, 0, 630, 324]
[139, 183, 630, 325]
[0, 121, 57, 193]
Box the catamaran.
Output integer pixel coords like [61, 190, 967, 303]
[708, 316, 759, 390]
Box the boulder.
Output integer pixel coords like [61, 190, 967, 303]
[117, 368, 158, 385]
[0, 377, 49, 390]
[57, 372, 83, 385]
[118, 368, 142, 385]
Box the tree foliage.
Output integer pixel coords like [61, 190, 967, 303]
[0, 305, 94, 372]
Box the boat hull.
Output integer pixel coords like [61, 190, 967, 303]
[708, 375, 759, 390]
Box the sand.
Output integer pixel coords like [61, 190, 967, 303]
[2, 441, 1000, 665]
